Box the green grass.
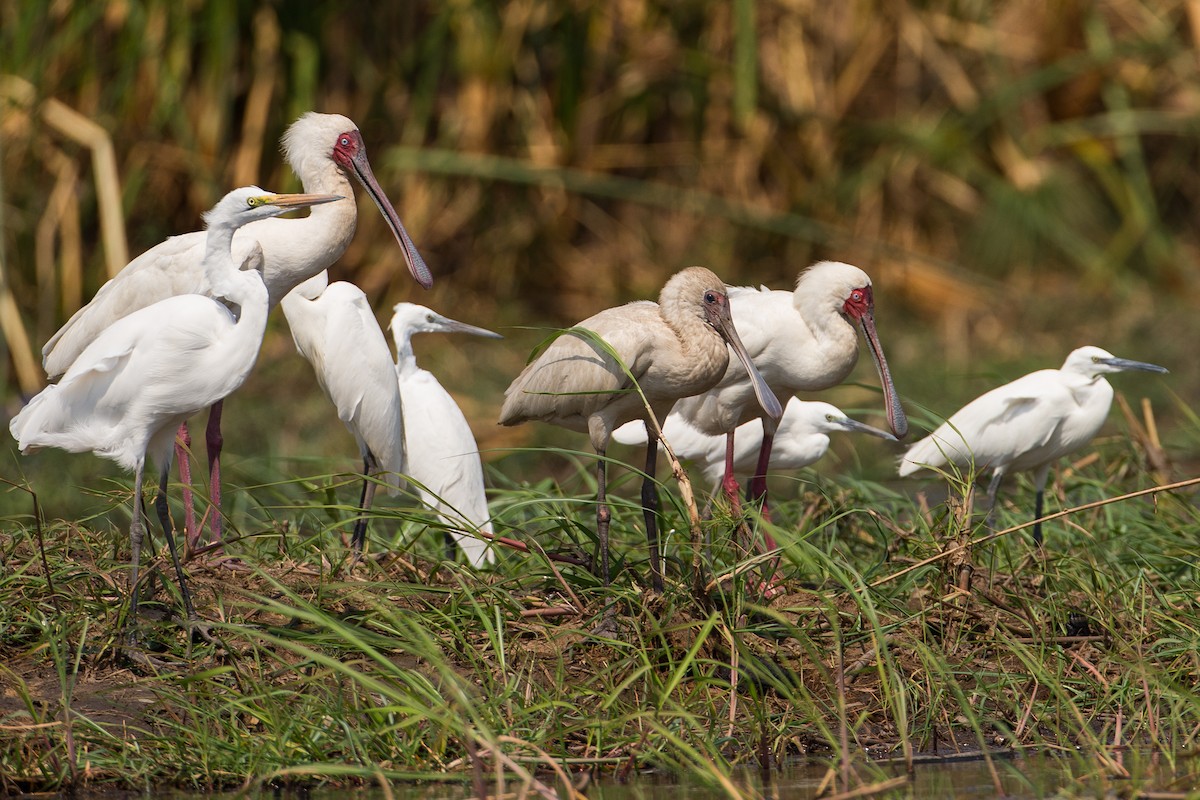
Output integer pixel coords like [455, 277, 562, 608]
[3, 425, 1200, 796]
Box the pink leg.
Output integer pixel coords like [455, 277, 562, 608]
[721, 431, 743, 517]
[174, 422, 200, 551]
[205, 400, 224, 549]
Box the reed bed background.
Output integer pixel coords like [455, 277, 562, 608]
[3, 1, 1200, 796]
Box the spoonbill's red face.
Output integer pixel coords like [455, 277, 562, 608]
[842, 285, 874, 320]
[331, 129, 364, 170]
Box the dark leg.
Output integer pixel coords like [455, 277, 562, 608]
[642, 423, 663, 592]
[1031, 465, 1050, 547]
[596, 448, 611, 586]
[748, 418, 779, 551]
[1032, 489, 1045, 547]
[126, 465, 148, 641]
[155, 465, 197, 622]
[205, 400, 225, 547]
[174, 422, 199, 551]
[982, 469, 1005, 530]
[351, 450, 380, 553]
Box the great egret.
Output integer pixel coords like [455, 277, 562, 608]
[11, 187, 341, 645]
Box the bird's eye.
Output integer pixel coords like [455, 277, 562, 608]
[826, 414, 836, 422]
[426, 314, 435, 323]
[1092, 356, 1102, 363]
[704, 292, 717, 303]
[851, 290, 863, 302]
[339, 136, 351, 146]
[247, 197, 261, 207]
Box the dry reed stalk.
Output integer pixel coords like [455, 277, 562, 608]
[231, 7, 280, 187]
[39, 97, 128, 278]
[35, 146, 82, 342]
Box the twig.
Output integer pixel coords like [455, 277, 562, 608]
[871, 476, 1200, 588]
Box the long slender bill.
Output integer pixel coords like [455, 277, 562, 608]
[440, 316, 504, 339]
[837, 416, 898, 442]
[1103, 357, 1169, 374]
[264, 192, 345, 210]
[350, 147, 434, 290]
[858, 309, 908, 438]
[714, 309, 783, 423]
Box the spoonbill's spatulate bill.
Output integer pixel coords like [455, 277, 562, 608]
[40, 113, 431, 554]
[899, 345, 1168, 544]
[499, 266, 782, 592]
[668, 261, 907, 515]
[390, 303, 504, 568]
[614, 397, 896, 493]
[280, 271, 406, 552]
[11, 188, 342, 645]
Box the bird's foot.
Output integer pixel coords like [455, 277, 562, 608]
[588, 604, 622, 640]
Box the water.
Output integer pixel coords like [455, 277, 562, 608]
[201, 750, 1196, 799]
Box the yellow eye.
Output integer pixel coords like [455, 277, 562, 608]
[247, 197, 263, 207]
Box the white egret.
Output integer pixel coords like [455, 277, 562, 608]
[280, 271, 406, 552]
[898, 346, 1168, 543]
[11, 188, 341, 643]
[614, 397, 897, 494]
[41, 112, 431, 552]
[389, 302, 503, 569]
[499, 267, 782, 591]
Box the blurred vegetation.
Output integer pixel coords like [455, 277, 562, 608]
[2, 0, 1199, 489]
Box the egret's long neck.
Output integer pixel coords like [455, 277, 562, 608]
[393, 330, 420, 379]
[205, 223, 269, 331]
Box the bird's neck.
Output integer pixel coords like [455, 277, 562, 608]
[205, 227, 269, 326]
[393, 334, 419, 378]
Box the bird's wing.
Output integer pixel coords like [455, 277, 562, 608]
[499, 302, 661, 426]
[42, 232, 265, 379]
[284, 283, 406, 488]
[899, 370, 1064, 475]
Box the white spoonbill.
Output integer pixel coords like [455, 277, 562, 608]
[280, 271, 406, 552]
[499, 267, 782, 591]
[898, 346, 1168, 544]
[389, 302, 503, 569]
[615, 397, 897, 494]
[11, 188, 341, 643]
[669, 261, 907, 515]
[41, 112, 431, 552]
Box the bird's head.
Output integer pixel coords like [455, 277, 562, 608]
[1063, 346, 1169, 378]
[281, 112, 434, 290]
[204, 187, 344, 231]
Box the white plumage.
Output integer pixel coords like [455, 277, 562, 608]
[389, 303, 503, 568]
[11, 187, 341, 637]
[614, 397, 896, 492]
[899, 345, 1168, 542]
[40, 112, 431, 551]
[666, 261, 907, 507]
[280, 271, 406, 551]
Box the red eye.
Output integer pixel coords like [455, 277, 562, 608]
[851, 290, 863, 303]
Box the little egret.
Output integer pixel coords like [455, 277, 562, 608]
[898, 345, 1168, 543]
[280, 271, 406, 552]
[614, 397, 897, 494]
[499, 266, 782, 591]
[389, 302, 503, 568]
[41, 113, 431, 552]
[11, 187, 341, 644]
